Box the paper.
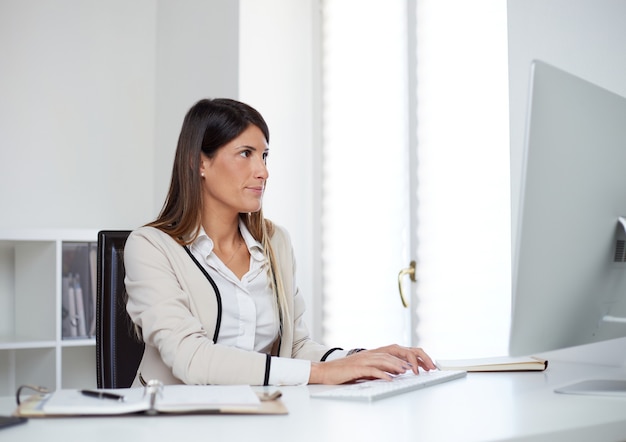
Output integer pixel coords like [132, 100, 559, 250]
[41, 385, 261, 415]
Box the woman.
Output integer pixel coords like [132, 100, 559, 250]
[124, 98, 436, 386]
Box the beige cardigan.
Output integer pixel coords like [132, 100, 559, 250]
[124, 224, 335, 386]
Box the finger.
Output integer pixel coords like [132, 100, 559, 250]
[372, 353, 414, 375]
[404, 351, 420, 374]
[385, 345, 421, 372]
[351, 352, 402, 375]
[392, 347, 435, 373]
[368, 345, 437, 372]
[413, 348, 437, 370]
[363, 368, 394, 381]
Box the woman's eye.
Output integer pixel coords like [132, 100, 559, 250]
[240, 150, 251, 158]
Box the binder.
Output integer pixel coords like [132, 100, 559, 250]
[61, 275, 73, 337]
[67, 274, 78, 337]
[73, 274, 87, 337]
[14, 381, 287, 417]
[436, 356, 548, 372]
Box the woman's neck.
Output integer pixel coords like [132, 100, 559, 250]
[202, 216, 240, 245]
[202, 214, 249, 279]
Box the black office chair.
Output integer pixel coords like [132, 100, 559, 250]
[96, 230, 144, 388]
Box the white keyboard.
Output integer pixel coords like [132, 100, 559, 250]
[310, 370, 466, 401]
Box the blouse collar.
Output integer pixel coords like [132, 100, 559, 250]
[192, 220, 264, 262]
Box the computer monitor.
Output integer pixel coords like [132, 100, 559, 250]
[509, 60, 626, 356]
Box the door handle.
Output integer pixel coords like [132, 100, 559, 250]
[397, 260, 416, 308]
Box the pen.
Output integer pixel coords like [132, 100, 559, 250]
[80, 389, 125, 402]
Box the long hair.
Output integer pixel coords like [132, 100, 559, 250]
[148, 98, 289, 334]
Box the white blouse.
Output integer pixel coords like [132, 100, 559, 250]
[189, 222, 318, 385]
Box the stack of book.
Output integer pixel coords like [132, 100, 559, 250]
[61, 242, 97, 339]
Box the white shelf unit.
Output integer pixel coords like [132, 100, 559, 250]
[0, 229, 99, 396]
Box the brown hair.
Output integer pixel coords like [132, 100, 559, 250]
[148, 98, 271, 243]
[148, 98, 288, 332]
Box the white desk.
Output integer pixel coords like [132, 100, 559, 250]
[2, 342, 626, 442]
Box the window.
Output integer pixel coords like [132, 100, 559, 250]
[321, 0, 511, 358]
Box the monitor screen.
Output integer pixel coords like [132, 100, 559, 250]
[509, 60, 626, 356]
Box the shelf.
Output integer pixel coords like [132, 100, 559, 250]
[0, 229, 99, 242]
[0, 340, 56, 350]
[61, 338, 96, 348]
[0, 229, 99, 395]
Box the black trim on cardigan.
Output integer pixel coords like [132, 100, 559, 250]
[183, 246, 222, 343]
[263, 354, 271, 386]
[321, 347, 343, 361]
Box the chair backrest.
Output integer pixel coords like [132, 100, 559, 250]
[96, 230, 144, 388]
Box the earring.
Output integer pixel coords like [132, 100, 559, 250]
[201, 173, 205, 178]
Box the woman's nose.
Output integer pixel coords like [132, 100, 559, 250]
[256, 157, 269, 180]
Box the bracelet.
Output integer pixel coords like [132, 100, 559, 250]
[347, 348, 366, 356]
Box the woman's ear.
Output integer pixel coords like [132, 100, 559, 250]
[199, 157, 206, 178]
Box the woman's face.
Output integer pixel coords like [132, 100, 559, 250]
[200, 124, 269, 216]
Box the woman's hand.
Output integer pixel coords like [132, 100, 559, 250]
[367, 344, 436, 374]
[308, 345, 437, 385]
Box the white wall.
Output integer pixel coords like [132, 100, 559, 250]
[0, 0, 156, 230]
[0, 0, 319, 337]
[507, 0, 626, 250]
[0, 0, 239, 231]
[239, 0, 321, 340]
[154, 0, 239, 213]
